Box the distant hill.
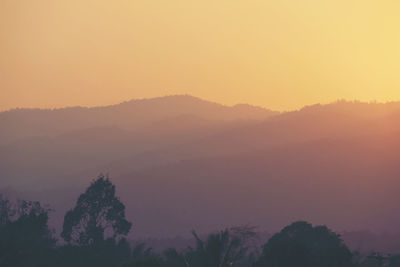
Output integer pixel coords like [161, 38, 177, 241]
[0, 95, 278, 188]
[1, 97, 400, 240]
[112, 131, 400, 237]
[0, 95, 278, 146]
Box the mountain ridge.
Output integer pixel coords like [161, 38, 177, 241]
[0, 94, 279, 146]
[2, 96, 400, 238]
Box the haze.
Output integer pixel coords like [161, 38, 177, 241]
[1, 95, 400, 240]
[1, 0, 400, 111]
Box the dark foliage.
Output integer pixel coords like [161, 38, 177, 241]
[54, 237, 131, 267]
[122, 243, 165, 267]
[61, 174, 132, 246]
[185, 226, 256, 267]
[0, 196, 55, 267]
[254, 221, 355, 267]
[1, 178, 398, 267]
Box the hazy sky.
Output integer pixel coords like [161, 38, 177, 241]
[1, 0, 400, 111]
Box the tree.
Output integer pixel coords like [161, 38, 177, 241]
[0, 196, 55, 267]
[255, 221, 355, 267]
[183, 226, 257, 267]
[61, 174, 132, 246]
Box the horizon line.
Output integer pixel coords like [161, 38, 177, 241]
[1, 94, 400, 114]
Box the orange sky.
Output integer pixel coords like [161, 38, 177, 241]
[1, 0, 400, 111]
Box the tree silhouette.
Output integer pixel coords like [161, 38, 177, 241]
[183, 226, 256, 267]
[61, 174, 132, 246]
[0, 196, 55, 267]
[255, 221, 355, 267]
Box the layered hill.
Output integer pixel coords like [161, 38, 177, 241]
[0, 95, 277, 146]
[0, 95, 277, 187]
[1, 96, 400, 238]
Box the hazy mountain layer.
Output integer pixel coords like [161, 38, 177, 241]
[1, 96, 400, 239]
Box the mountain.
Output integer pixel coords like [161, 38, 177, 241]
[1, 97, 400, 238]
[112, 131, 400, 237]
[0, 95, 278, 146]
[0, 95, 277, 188]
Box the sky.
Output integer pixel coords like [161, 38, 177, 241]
[1, 0, 400, 111]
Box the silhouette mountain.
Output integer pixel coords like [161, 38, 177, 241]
[1, 96, 400, 238]
[0, 95, 277, 146]
[0, 95, 277, 188]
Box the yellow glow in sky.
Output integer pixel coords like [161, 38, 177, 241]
[1, 0, 400, 111]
